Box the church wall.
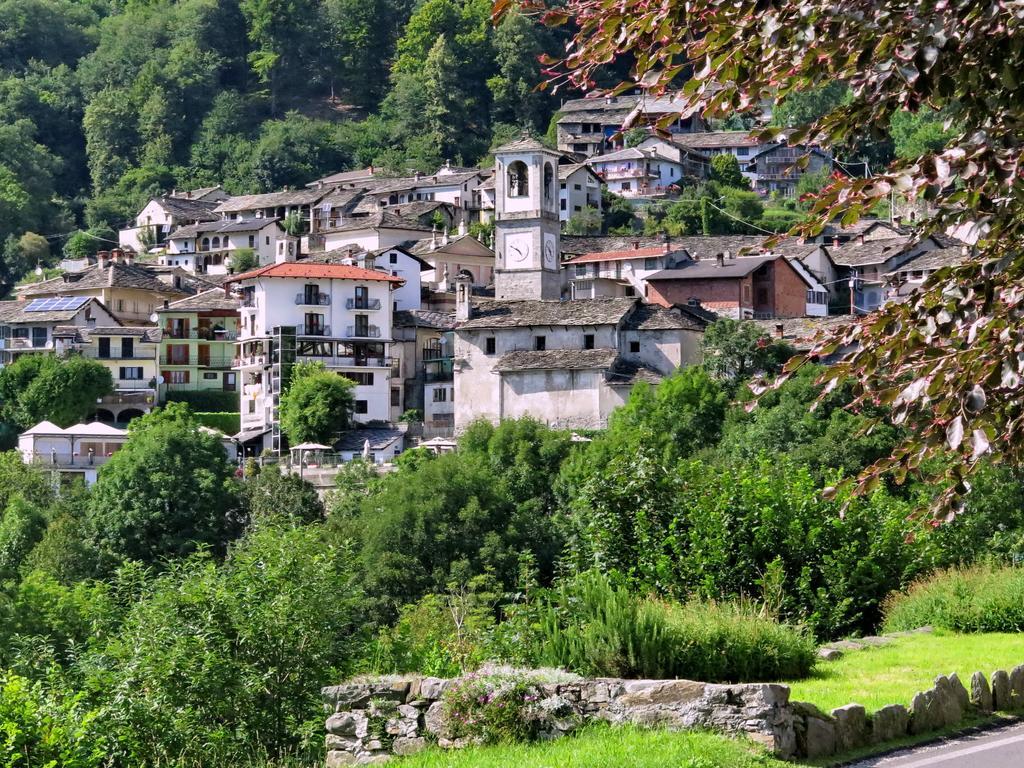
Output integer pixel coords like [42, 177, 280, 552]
[499, 369, 606, 428]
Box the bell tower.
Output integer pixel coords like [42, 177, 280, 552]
[493, 135, 562, 300]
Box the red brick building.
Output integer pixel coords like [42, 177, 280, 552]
[644, 254, 812, 319]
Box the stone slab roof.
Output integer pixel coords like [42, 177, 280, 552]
[494, 135, 556, 154]
[623, 303, 709, 332]
[319, 210, 431, 234]
[606, 359, 664, 386]
[393, 309, 456, 330]
[494, 347, 618, 372]
[669, 131, 764, 150]
[0, 298, 106, 324]
[215, 188, 329, 213]
[80, 326, 162, 342]
[170, 218, 280, 239]
[646, 254, 780, 280]
[21, 262, 189, 297]
[158, 196, 221, 221]
[459, 297, 636, 330]
[886, 246, 972, 273]
[158, 288, 240, 313]
[828, 236, 915, 267]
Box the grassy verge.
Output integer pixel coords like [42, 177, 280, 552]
[786, 631, 1024, 712]
[398, 725, 789, 768]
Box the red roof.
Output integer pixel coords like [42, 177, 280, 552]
[566, 246, 668, 264]
[227, 261, 405, 285]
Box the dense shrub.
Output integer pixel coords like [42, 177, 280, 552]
[192, 411, 242, 435]
[163, 389, 240, 412]
[883, 565, 1024, 633]
[533, 572, 815, 682]
[442, 674, 541, 744]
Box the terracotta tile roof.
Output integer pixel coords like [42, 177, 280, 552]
[227, 261, 404, 284]
[494, 347, 619, 372]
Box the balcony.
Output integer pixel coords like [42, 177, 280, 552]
[295, 293, 331, 306]
[299, 324, 332, 337]
[344, 325, 381, 339]
[599, 166, 656, 180]
[233, 354, 267, 368]
[163, 329, 238, 340]
[297, 354, 395, 368]
[0, 338, 49, 351]
[345, 297, 382, 310]
[29, 452, 117, 469]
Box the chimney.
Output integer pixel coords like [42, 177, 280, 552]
[430, 227, 438, 251]
[123, 250, 134, 265]
[663, 233, 671, 253]
[441, 227, 449, 246]
[163, 300, 169, 309]
[857, 233, 865, 245]
[832, 235, 840, 248]
[716, 253, 725, 267]
[97, 250, 110, 268]
[454, 272, 472, 322]
[893, 214, 903, 228]
[632, 240, 640, 250]
[774, 322, 784, 339]
[724, 250, 733, 261]
[111, 248, 124, 263]
[458, 219, 467, 237]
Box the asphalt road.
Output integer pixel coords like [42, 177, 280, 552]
[848, 721, 1024, 768]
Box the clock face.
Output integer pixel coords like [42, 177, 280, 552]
[543, 236, 557, 269]
[507, 234, 532, 265]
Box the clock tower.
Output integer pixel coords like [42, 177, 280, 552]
[493, 134, 562, 300]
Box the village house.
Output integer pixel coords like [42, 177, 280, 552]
[555, 95, 704, 156]
[452, 136, 709, 432]
[746, 144, 833, 197]
[161, 218, 296, 272]
[883, 244, 972, 304]
[408, 232, 495, 295]
[316, 210, 434, 253]
[669, 131, 768, 174]
[229, 261, 404, 455]
[0, 296, 117, 366]
[826, 234, 943, 313]
[155, 289, 241, 399]
[558, 163, 603, 223]
[118, 187, 228, 253]
[589, 142, 710, 199]
[19, 249, 216, 326]
[563, 243, 690, 299]
[392, 309, 456, 429]
[644, 252, 816, 319]
[214, 187, 331, 235]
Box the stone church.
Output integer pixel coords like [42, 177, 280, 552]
[452, 136, 708, 431]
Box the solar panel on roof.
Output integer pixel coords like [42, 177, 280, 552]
[24, 296, 89, 312]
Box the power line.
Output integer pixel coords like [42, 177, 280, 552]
[703, 198, 782, 236]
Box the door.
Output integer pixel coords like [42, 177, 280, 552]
[98, 337, 111, 359]
[197, 344, 210, 367]
[223, 372, 236, 391]
[355, 286, 368, 309]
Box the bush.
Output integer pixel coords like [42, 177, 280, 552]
[533, 572, 815, 682]
[163, 389, 239, 412]
[441, 674, 541, 744]
[883, 565, 1024, 633]
[193, 411, 241, 435]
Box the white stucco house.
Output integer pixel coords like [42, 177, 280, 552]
[162, 218, 296, 273]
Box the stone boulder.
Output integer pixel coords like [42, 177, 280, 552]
[909, 690, 943, 734]
[947, 673, 970, 712]
[992, 670, 1012, 711]
[1010, 665, 1024, 709]
[870, 704, 909, 744]
[831, 704, 869, 752]
[392, 736, 427, 756]
[817, 648, 844, 661]
[327, 712, 369, 738]
[970, 671, 993, 712]
[932, 675, 966, 726]
[803, 715, 837, 759]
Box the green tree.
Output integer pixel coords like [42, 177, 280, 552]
[244, 466, 324, 526]
[229, 247, 258, 273]
[487, 11, 552, 130]
[564, 208, 601, 235]
[278, 362, 355, 445]
[889, 109, 957, 161]
[95, 524, 367, 765]
[86, 404, 242, 571]
[700, 318, 792, 386]
[771, 82, 851, 129]
[0, 354, 113, 428]
[709, 153, 746, 188]
[0, 495, 47, 581]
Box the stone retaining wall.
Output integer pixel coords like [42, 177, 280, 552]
[322, 661, 1024, 765]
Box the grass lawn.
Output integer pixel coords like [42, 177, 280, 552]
[398, 726, 788, 768]
[786, 631, 1024, 712]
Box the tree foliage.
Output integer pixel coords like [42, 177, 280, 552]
[278, 362, 355, 445]
[538, 0, 1024, 515]
[0, 354, 112, 429]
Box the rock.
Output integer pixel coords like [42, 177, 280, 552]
[858, 636, 893, 647]
[933, 676, 965, 726]
[365, 740, 383, 751]
[829, 640, 866, 652]
[909, 690, 942, 734]
[616, 679, 706, 707]
[971, 671, 994, 712]
[803, 716, 837, 759]
[323, 685, 372, 711]
[423, 701, 445, 736]
[397, 704, 420, 720]
[948, 673, 970, 713]
[1010, 665, 1024, 708]
[831, 704, 869, 751]
[419, 677, 448, 700]
[992, 670, 1012, 711]
[326, 734, 361, 751]
[818, 647, 844, 661]
[392, 737, 427, 756]
[327, 712, 368, 738]
[326, 750, 358, 767]
[913, 626, 934, 634]
[870, 704, 909, 744]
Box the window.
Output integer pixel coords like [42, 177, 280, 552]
[97, 337, 111, 359]
[391, 388, 400, 407]
[560, 199, 567, 211]
[304, 312, 325, 335]
[247, 399, 256, 414]
[534, 336, 546, 351]
[168, 370, 189, 384]
[248, 235, 255, 248]
[574, 205, 582, 212]
[222, 372, 237, 392]
[355, 400, 368, 414]
[543, 162, 554, 202]
[574, 264, 589, 277]
[574, 183, 581, 191]
[354, 285, 369, 309]
[204, 372, 218, 380]
[303, 283, 319, 304]
[390, 252, 398, 264]
[484, 337, 496, 355]
[117, 299, 125, 311]
[265, 236, 270, 245]
[432, 387, 448, 402]
[121, 337, 134, 358]
[342, 371, 374, 386]
[644, 257, 658, 270]
[119, 366, 143, 380]
[629, 341, 640, 354]
[583, 334, 595, 350]
[621, 181, 632, 191]
[212, 236, 220, 249]
[507, 161, 528, 197]
[354, 314, 369, 336]
[31, 327, 46, 347]
[736, 147, 749, 156]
